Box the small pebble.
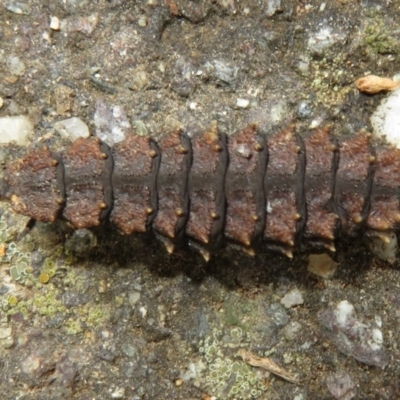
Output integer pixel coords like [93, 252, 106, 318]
[326, 371, 356, 400]
[0, 97, 3, 109]
[50, 16, 60, 30]
[266, 0, 282, 17]
[0, 115, 34, 145]
[371, 88, 400, 149]
[212, 60, 238, 85]
[54, 117, 90, 140]
[236, 98, 249, 108]
[281, 288, 304, 308]
[6, 1, 30, 14]
[270, 100, 288, 124]
[307, 26, 345, 56]
[94, 101, 131, 146]
[138, 16, 147, 27]
[60, 14, 99, 36]
[174, 378, 183, 387]
[21, 354, 41, 374]
[297, 101, 313, 119]
[98, 279, 108, 294]
[283, 321, 302, 340]
[139, 306, 147, 318]
[128, 291, 140, 306]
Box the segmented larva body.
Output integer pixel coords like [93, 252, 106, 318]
[5, 124, 400, 261]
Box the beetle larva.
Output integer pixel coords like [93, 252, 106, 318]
[2, 123, 400, 261]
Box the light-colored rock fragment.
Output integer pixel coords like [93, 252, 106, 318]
[371, 89, 400, 148]
[236, 98, 249, 108]
[94, 101, 131, 146]
[50, 16, 60, 30]
[128, 291, 140, 306]
[54, 117, 90, 140]
[60, 13, 99, 36]
[266, 0, 282, 17]
[6, 1, 30, 14]
[307, 26, 346, 56]
[0, 116, 33, 145]
[326, 371, 356, 400]
[270, 100, 288, 123]
[281, 288, 304, 308]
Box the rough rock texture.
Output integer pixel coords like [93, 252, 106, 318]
[1, 1, 400, 399]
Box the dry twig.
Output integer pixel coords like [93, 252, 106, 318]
[237, 348, 300, 384]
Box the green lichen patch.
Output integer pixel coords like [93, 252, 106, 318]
[363, 17, 398, 55]
[199, 328, 268, 399]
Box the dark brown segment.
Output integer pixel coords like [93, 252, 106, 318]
[111, 134, 160, 234]
[225, 125, 267, 249]
[62, 137, 113, 229]
[153, 130, 191, 246]
[186, 122, 228, 254]
[264, 127, 305, 255]
[367, 146, 400, 231]
[7, 147, 64, 222]
[303, 127, 338, 248]
[334, 132, 373, 235]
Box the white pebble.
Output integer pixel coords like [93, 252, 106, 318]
[270, 101, 288, 123]
[236, 98, 249, 108]
[139, 306, 147, 318]
[0, 97, 3, 109]
[54, 117, 90, 140]
[281, 288, 304, 308]
[334, 300, 355, 328]
[0, 116, 33, 145]
[50, 16, 60, 30]
[138, 16, 147, 27]
[371, 89, 400, 148]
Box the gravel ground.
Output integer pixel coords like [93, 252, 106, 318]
[1, 1, 400, 399]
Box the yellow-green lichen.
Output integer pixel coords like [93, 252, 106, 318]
[65, 319, 83, 335]
[200, 328, 267, 399]
[363, 17, 398, 55]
